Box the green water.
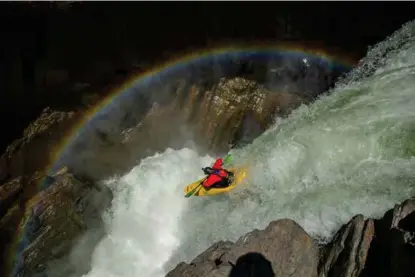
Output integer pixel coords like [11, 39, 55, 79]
[81, 21, 415, 277]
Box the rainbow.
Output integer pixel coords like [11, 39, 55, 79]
[7, 43, 356, 277]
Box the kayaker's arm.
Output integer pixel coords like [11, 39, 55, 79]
[202, 167, 214, 175]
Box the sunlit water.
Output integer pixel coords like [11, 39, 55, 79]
[83, 21, 415, 277]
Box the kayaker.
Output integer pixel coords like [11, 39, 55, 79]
[202, 158, 234, 189]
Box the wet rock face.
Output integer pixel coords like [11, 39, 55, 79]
[0, 106, 117, 277]
[176, 77, 305, 153]
[0, 168, 112, 277]
[318, 215, 375, 277]
[0, 108, 84, 276]
[318, 198, 415, 277]
[359, 198, 415, 277]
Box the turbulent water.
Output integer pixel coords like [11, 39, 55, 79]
[82, 22, 415, 277]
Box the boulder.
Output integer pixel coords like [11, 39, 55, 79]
[359, 198, 415, 277]
[167, 219, 319, 277]
[318, 215, 374, 277]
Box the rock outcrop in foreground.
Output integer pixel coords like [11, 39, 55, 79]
[166, 198, 415, 277]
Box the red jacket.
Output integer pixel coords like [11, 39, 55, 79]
[203, 158, 228, 188]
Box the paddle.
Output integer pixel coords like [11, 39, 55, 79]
[184, 154, 233, 198]
[223, 153, 233, 166]
[184, 178, 205, 198]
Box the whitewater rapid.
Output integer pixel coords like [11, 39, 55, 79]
[84, 22, 415, 277]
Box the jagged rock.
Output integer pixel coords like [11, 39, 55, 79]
[359, 198, 415, 277]
[0, 107, 78, 183]
[317, 198, 415, 277]
[0, 107, 85, 276]
[318, 215, 374, 277]
[179, 77, 305, 152]
[166, 219, 319, 277]
[0, 107, 84, 276]
[1, 168, 112, 277]
[114, 77, 306, 158]
[0, 177, 24, 219]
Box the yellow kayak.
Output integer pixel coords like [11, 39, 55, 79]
[184, 167, 248, 197]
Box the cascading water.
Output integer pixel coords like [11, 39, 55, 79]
[81, 21, 415, 277]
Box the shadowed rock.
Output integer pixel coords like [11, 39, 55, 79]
[359, 198, 415, 277]
[0, 168, 112, 277]
[318, 215, 374, 277]
[228, 252, 275, 277]
[166, 219, 319, 277]
[0, 108, 79, 183]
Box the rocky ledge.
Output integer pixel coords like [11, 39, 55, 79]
[166, 198, 415, 277]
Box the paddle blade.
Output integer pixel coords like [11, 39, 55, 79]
[185, 188, 196, 198]
[223, 154, 233, 165]
[184, 181, 204, 198]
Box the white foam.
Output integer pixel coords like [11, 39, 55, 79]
[83, 23, 415, 277]
[83, 148, 212, 277]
